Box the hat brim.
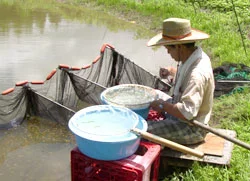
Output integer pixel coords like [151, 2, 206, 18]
[147, 29, 209, 47]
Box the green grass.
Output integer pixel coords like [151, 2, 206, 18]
[1, 0, 250, 180]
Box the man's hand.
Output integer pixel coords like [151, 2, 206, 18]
[159, 67, 177, 79]
[150, 98, 188, 121]
[150, 99, 165, 113]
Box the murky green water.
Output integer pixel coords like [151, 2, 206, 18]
[0, 117, 74, 180]
[0, 2, 173, 181]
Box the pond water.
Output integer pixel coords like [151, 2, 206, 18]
[0, 3, 174, 181]
[0, 3, 174, 92]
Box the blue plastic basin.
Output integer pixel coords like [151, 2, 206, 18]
[100, 84, 157, 119]
[100, 94, 150, 119]
[68, 105, 148, 161]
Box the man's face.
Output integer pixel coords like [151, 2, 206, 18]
[164, 45, 179, 61]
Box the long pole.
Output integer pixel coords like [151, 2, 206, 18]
[191, 120, 250, 150]
[131, 128, 204, 158]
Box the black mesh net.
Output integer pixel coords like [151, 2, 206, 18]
[0, 44, 169, 129]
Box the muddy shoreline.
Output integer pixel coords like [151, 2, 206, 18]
[60, 0, 158, 32]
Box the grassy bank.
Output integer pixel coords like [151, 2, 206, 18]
[1, 0, 250, 180]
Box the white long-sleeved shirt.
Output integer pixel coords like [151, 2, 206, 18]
[174, 47, 215, 125]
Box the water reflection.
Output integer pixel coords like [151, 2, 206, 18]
[0, 3, 151, 39]
[0, 2, 173, 91]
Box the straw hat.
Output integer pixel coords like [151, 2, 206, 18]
[147, 18, 209, 46]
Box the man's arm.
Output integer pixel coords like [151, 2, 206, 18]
[150, 99, 187, 121]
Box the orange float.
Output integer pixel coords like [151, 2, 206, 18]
[59, 64, 70, 69]
[92, 55, 101, 64]
[46, 69, 57, 80]
[71, 66, 81, 71]
[100, 43, 115, 53]
[15, 80, 28, 86]
[31, 81, 44, 84]
[82, 64, 91, 69]
[2, 87, 15, 95]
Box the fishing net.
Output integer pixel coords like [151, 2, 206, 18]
[214, 63, 250, 97]
[0, 44, 169, 129]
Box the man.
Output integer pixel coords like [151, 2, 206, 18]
[147, 18, 215, 145]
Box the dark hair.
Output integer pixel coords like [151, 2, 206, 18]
[164, 45, 175, 49]
[164, 42, 195, 49]
[182, 42, 195, 48]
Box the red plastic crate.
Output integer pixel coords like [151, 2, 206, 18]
[71, 141, 161, 181]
